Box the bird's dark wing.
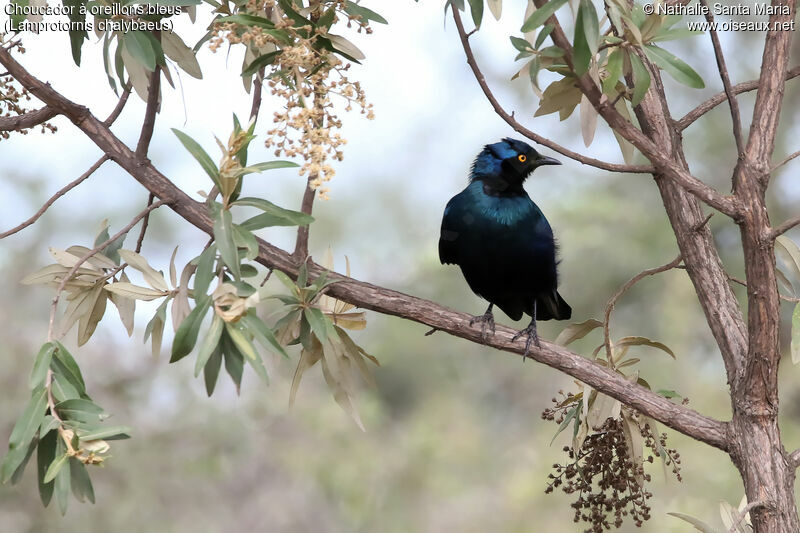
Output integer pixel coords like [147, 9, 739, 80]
[535, 289, 572, 321]
[438, 197, 462, 265]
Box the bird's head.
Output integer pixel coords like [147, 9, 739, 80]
[469, 138, 561, 191]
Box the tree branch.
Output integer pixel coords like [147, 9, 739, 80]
[0, 45, 731, 453]
[135, 192, 156, 253]
[698, 0, 744, 154]
[769, 215, 800, 239]
[0, 155, 109, 240]
[770, 149, 800, 173]
[135, 67, 161, 159]
[452, 9, 653, 174]
[676, 66, 800, 131]
[0, 105, 58, 131]
[603, 254, 682, 362]
[103, 84, 131, 127]
[519, 4, 742, 219]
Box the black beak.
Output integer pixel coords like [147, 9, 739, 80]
[534, 156, 562, 167]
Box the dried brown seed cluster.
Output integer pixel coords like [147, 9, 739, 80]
[543, 394, 683, 532]
[547, 419, 653, 532]
[208, 0, 374, 200]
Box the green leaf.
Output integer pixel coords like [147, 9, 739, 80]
[213, 207, 241, 281]
[225, 322, 259, 361]
[51, 373, 80, 403]
[628, 51, 651, 107]
[54, 437, 70, 515]
[242, 51, 281, 77]
[580, 0, 599, 55]
[232, 224, 259, 261]
[193, 246, 217, 298]
[9, 434, 36, 485]
[78, 426, 132, 441]
[63, 0, 88, 66]
[551, 404, 579, 445]
[467, 0, 483, 28]
[792, 302, 800, 365]
[535, 23, 554, 49]
[510, 36, 532, 53]
[53, 342, 86, 394]
[657, 389, 682, 399]
[344, 1, 388, 24]
[235, 197, 314, 229]
[69, 458, 95, 504]
[603, 48, 623, 96]
[170, 295, 211, 363]
[171, 129, 221, 189]
[521, 0, 568, 32]
[240, 160, 299, 173]
[123, 30, 156, 72]
[43, 453, 69, 484]
[241, 311, 289, 359]
[204, 346, 223, 396]
[37, 430, 57, 507]
[305, 307, 329, 344]
[195, 314, 224, 376]
[572, 2, 591, 76]
[55, 399, 104, 423]
[1, 387, 48, 483]
[643, 44, 704, 89]
[222, 333, 245, 393]
[30, 342, 56, 389]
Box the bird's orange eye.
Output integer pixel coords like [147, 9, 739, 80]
[518, 154, 527, 163]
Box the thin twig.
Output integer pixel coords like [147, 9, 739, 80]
[293, 179, 316, 260]
[727, 501, 767, 533]
[603, 255, 683, 363]
[103, 84, 131, 127]
[769, 215, 800, 240]
[789, 448, 800, 469]
[727, 273, 799, 302]
[135, 66, 161, 159]
[0, 156, 109, 239]
[770, 149, 800, 173]
[47, 199, 166, 340]
[699, 0, 744, 154]
[0, 106, 58, 131]
[677, 66, 800, 131]
[249, 67, 266, 122]
[452, 9, 653, 174]
[135, 193, 156, 253]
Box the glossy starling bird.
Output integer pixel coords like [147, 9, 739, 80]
[438, 138, 571, 356]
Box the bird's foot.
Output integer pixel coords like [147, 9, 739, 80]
[512, 322, 540, 361]
[469, 311, 496, 341]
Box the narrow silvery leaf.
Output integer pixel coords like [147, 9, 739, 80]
[554, 318, 602, 346]
[104, 282, 168, 301]
[118, 250, 169, 292]
[161, 30, 202, 79]
[327, 34, 366, 60]
[792, 302, 800, 365]
[579, 94, 597, 147]
[487, 0, 502, 20]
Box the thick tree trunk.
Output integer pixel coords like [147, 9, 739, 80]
[730, 415, 799, 531]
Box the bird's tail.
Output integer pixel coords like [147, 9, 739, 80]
[537, 290, 572, 321]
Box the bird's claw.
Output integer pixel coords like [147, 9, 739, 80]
[512, 323, 540, 362]
[469, 311, 496, 341]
